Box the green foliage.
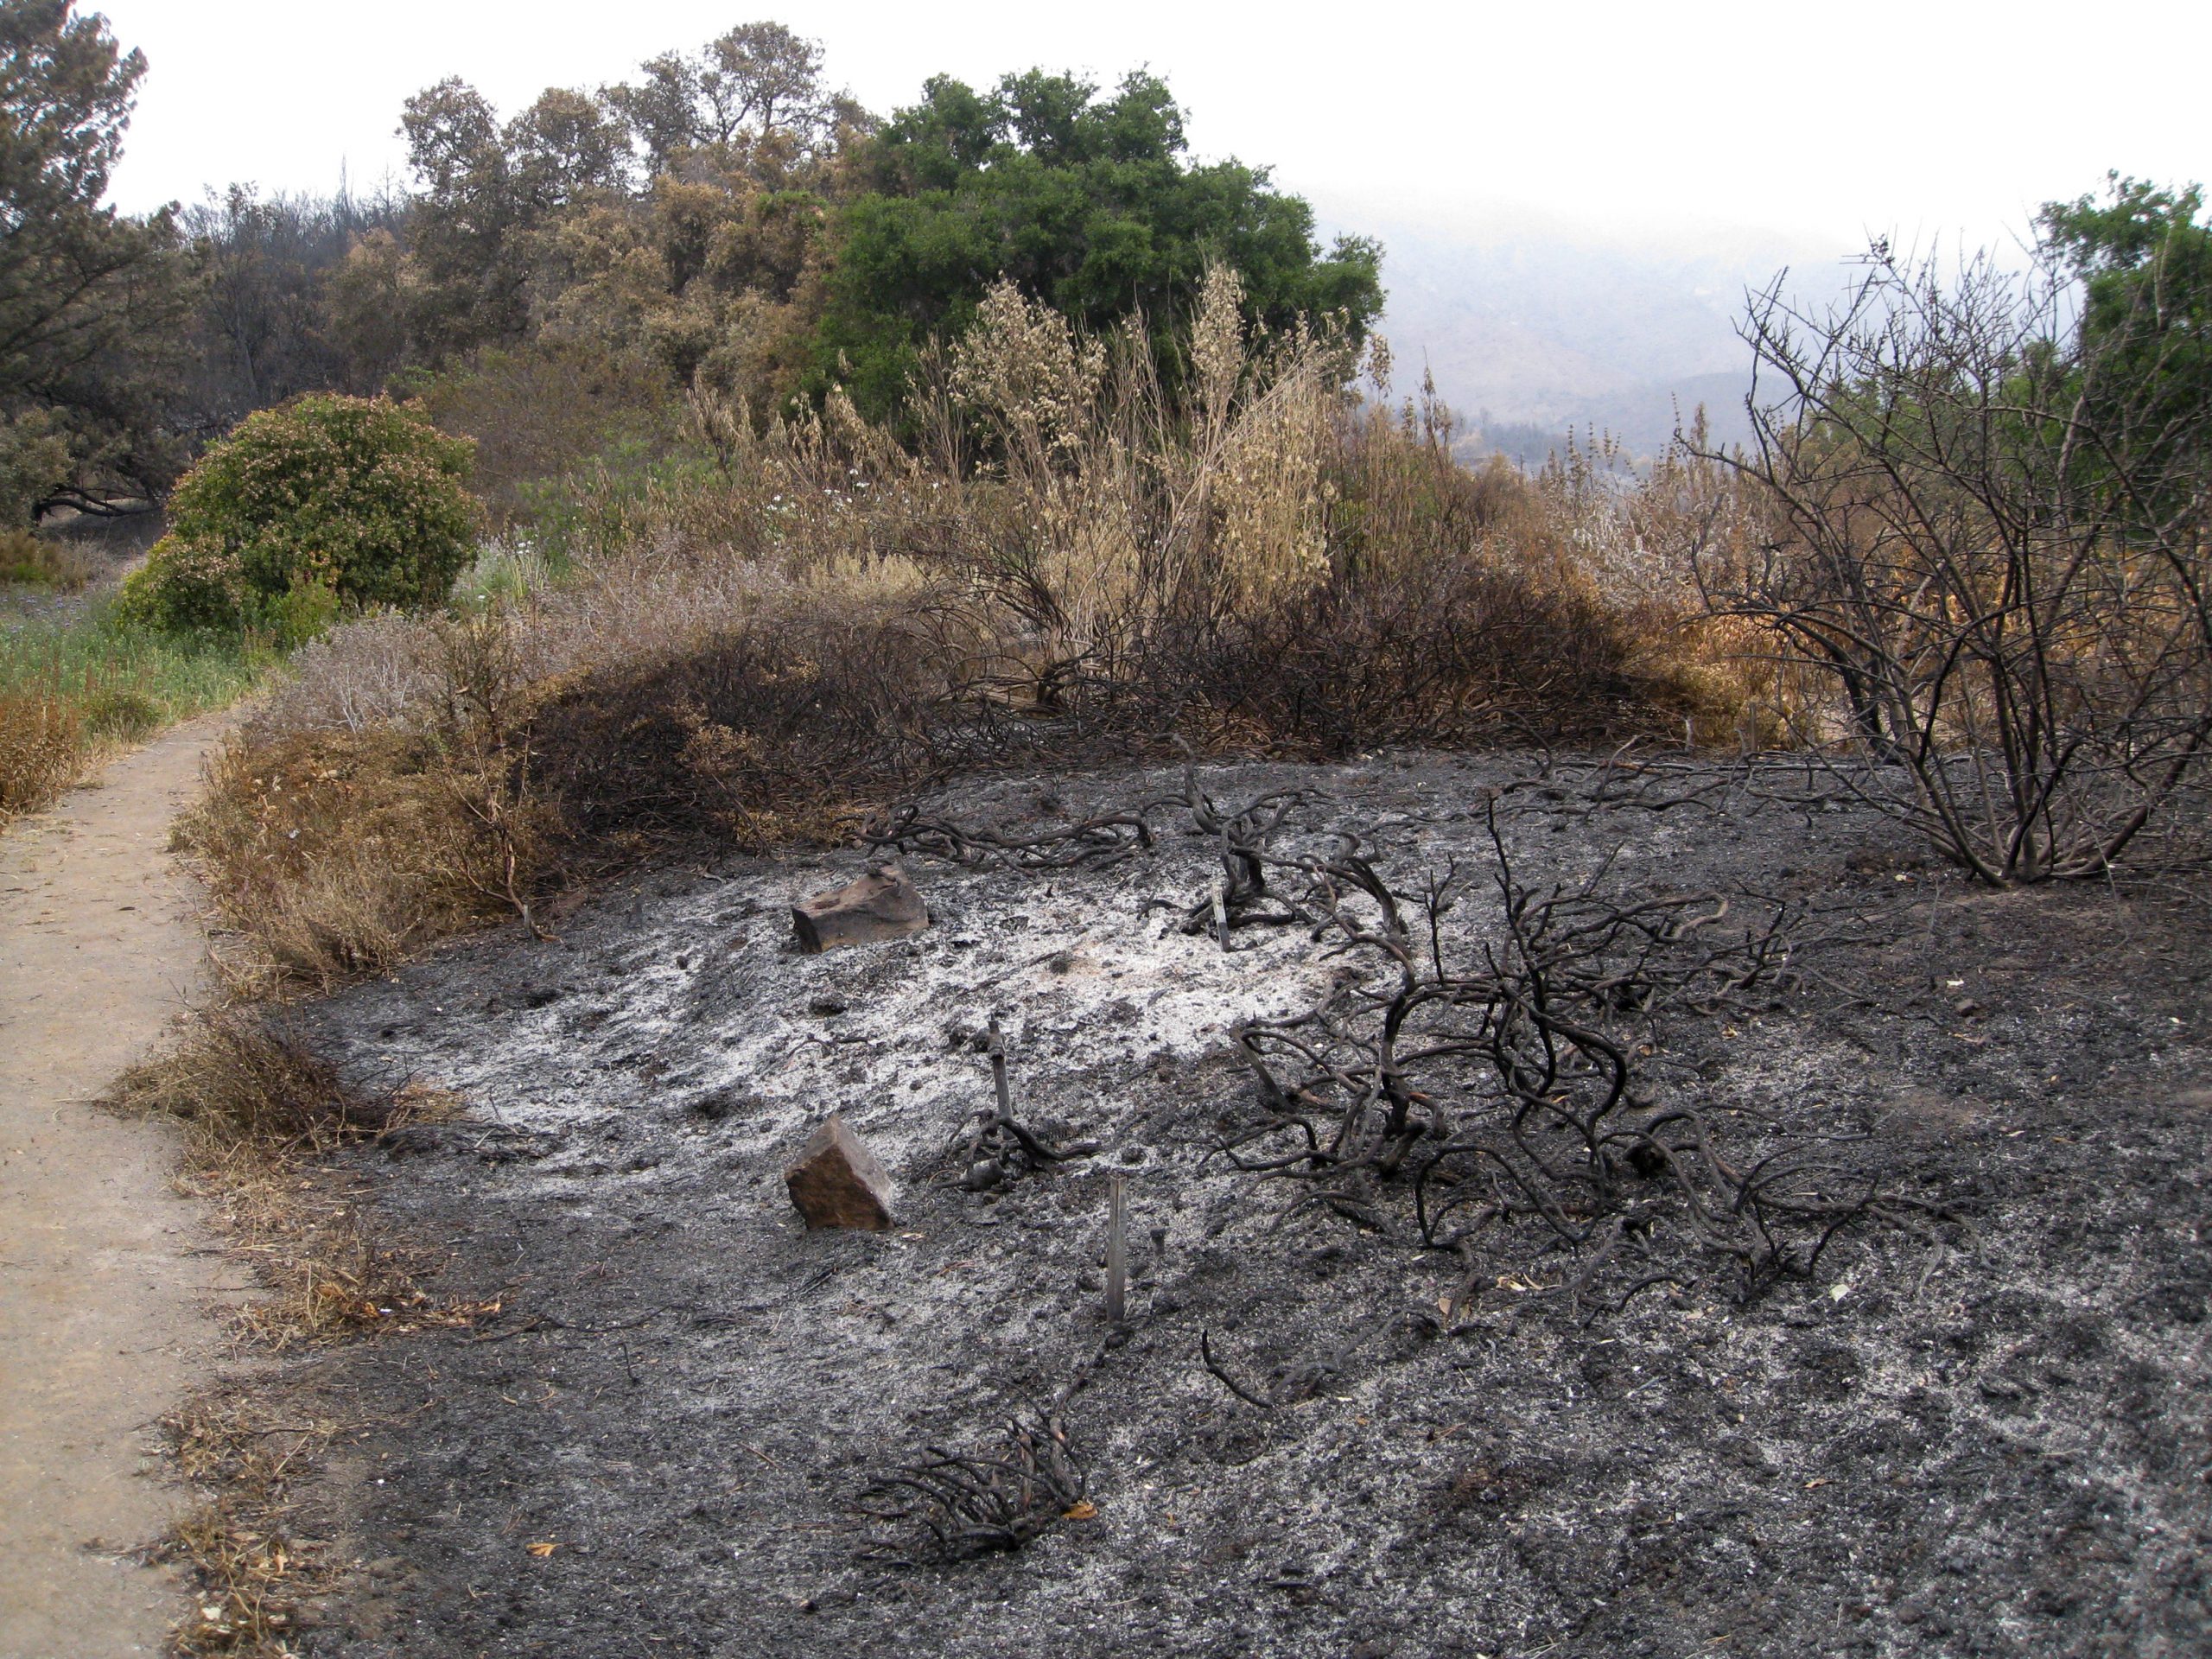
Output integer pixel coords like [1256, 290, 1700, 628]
[817, 70, 1383, 419]
[80, 683, 161, 740]
[121, 394, 478, 634]
[0, 410, 72, 526]
[1, 0, 190, 512]
[2037, 173, 2211, 518]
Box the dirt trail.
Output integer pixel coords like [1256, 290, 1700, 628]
[0, 715, 232, 1659]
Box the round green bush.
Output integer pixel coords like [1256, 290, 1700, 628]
[123, 396, 479, 634]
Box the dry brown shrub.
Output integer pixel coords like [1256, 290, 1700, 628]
[181, 728, 537, 989]
[526, 595, 961, 855]
[0, 687, 86, 819]
[110, 1004, 392, 1147]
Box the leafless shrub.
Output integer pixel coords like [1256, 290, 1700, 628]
[251, 611, 442, 737]
[861, 1408, 1087, 1563]
[1075, 775, 1943, 1306]
[1691, 244, 2212, 882]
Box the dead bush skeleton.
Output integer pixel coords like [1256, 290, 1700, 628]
[870, 767, 1951, 1311]
[1211, 799, 1899, 1305]
[860, 1407, 1085, 1563]
[1690, 237, 2212, 883]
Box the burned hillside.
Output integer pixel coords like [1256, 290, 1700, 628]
[245, 753, 2212, 1658]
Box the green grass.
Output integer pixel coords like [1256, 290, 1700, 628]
[2, 597, 274, 724]
[0, 599, 276, 819]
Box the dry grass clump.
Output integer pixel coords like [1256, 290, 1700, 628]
[0, 525, 99, 589]
[111, 1004, 394, 1147]
[160, 1389, 340, 1657]
[0, 687, 85, 819]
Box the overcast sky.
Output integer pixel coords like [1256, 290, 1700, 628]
[99, 0, 2209, 258]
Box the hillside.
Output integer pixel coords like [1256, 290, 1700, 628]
[1332, 207, 1848, 459]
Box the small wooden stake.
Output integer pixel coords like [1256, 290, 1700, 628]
[988, 1016, 1013, 1121]
[1105, 1173, 1128, 1324]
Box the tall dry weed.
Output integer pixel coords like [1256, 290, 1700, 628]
[0, 689, 85, 819]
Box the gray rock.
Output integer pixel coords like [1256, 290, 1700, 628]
[791, 861, 928, 954]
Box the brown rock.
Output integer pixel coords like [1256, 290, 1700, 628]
[791, 861, 928, 954]
[784, 1114, 896, 1230]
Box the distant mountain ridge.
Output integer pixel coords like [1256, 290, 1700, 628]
[1320, 206, 1853, 460]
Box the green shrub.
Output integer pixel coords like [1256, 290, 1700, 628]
[122, 396, 480, 635]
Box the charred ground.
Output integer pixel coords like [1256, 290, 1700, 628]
[259, 753, 2209, 1657]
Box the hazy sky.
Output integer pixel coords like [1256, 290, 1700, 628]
[99, 0, 2209, 257]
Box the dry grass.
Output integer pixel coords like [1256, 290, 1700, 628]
[111, 1007, 481, 1348]
[158, 1389, 340, 1657]
[0, 687, 86, 820]
[182, 729, 535, 991]
[113, 1012, 486, 1653]
[0, 526, 99, 589]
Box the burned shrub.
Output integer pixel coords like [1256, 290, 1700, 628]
[526, 605, 954, 855]
[861, 1408, 1088, 1563]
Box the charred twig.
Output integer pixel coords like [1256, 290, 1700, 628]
[864, 801, 1164, 870]
[1198, 1330, 1278, 1411]
[1105, 1174, 1128, 1324]
[1174, 769, 1319, 940]
[859, 1408, 1086, 1561]
[957, 1019, 1098, 1190]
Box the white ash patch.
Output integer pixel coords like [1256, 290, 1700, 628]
[328, 825, 1348, 1202]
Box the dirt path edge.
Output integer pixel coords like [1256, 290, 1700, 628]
[0, 714, 233, 1659]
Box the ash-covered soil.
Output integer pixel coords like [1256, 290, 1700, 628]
[279, 754, 2209, 1657]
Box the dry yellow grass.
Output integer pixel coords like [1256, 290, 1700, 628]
[0, 688, 85, 820]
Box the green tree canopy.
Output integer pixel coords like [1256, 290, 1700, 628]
[2036, 173, 2210, 524]
[0, 0, 186, 518]
[815, 69, 1383, 418]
